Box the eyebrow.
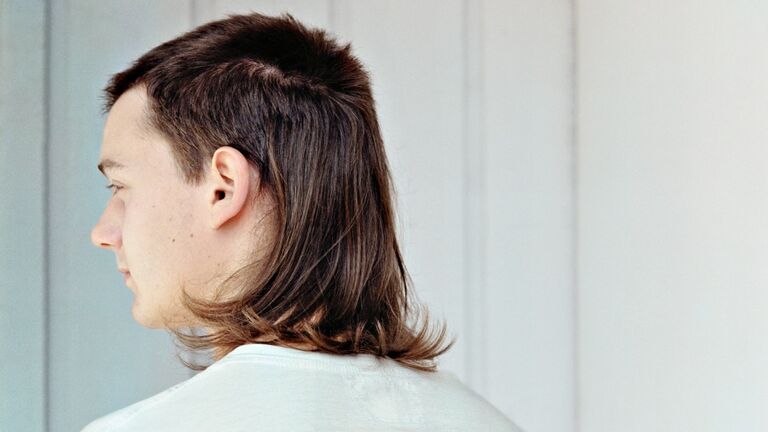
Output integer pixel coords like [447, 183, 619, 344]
[97, 158, 126, 177]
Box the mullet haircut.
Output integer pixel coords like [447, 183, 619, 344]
[101, 11, 455, 372]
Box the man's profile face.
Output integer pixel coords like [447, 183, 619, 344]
[90, 86, 211, 329]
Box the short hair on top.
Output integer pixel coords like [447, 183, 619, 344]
[100, 11, 455, 372]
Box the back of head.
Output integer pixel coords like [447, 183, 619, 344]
[101, 12, 455, 372]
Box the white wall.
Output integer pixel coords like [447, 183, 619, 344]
[479, 2, 575, 430]
[7, 1, 763, 431]
[577, 1, 768, 431]
[1, 1, 574, 431]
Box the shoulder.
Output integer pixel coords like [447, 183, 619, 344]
[79, 391, 168, 432]
[78, 371, 202, 432]
[77, 358, 324, 432]
[80, 353, 524, 432]
[78, 357, 301, 432]
[420, 370, 524, 431]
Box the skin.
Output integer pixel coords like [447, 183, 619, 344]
[90, 85, 278, 331]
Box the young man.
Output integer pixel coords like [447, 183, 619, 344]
[86, 11, 520, 431]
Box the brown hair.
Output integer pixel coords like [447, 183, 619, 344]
[100, 11, 455, 372]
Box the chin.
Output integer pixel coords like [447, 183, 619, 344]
[131, 303, 162, 329]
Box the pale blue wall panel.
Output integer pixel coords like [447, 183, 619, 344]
[47, 1, 194, 431]
[0, 1, 47, 431]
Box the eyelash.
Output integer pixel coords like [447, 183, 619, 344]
[105, 183, 123, 195]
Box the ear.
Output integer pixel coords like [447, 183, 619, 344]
[206, 146, 255, 230]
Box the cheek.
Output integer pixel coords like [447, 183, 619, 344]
[122, 199, 177, 273]
[164, 199, 199, 247]
[142, 197, 199, 261]
[123, 189, 202, 284]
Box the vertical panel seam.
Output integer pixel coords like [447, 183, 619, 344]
[189, 0, 197, 27]
[461, 0, 472, 389]
[327, 0, 335, 32]
[462, 0, 487, 394]
[477, 0, 487, 399]
[570, 0, 580, 430]
[460, 0, 470, 389]
[43, 0, 51, 429]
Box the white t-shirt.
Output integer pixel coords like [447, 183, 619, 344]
[81, 343, 522, 431]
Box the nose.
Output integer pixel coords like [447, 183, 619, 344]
[90, 210, 122, 250]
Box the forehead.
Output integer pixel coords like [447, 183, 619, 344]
[102, 86, 151, 146]
[99, 87, 155, 172]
